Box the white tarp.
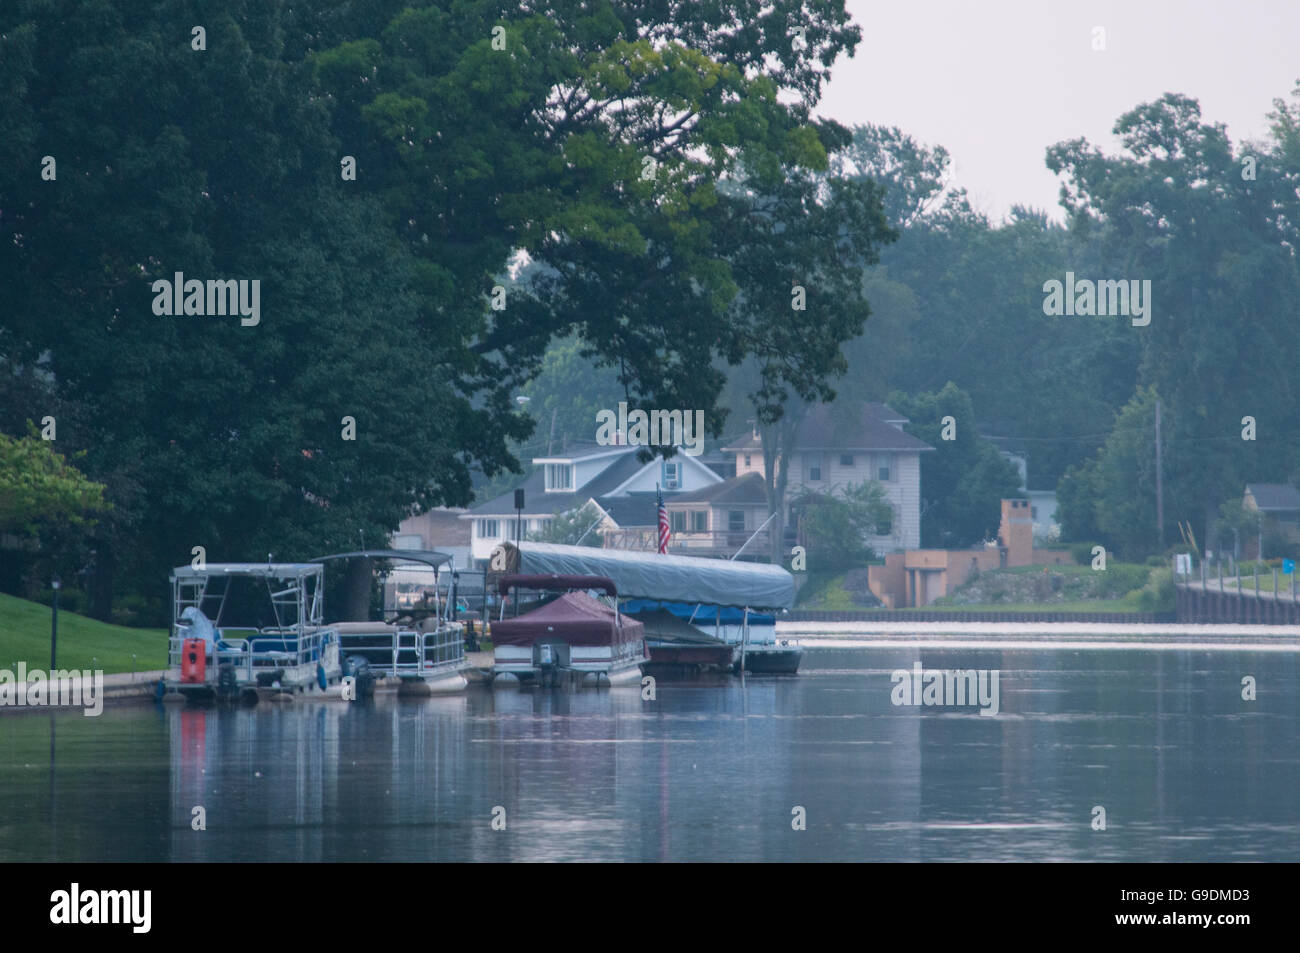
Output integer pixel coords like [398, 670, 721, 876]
[502, 542, 795, 610]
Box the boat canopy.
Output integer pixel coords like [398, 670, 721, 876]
[492, 542, 795, 610]
[498, 574, 618, 597]
[310, 549, 454, 570]
[171, 563, 324, 579]
[491, 591, 646, 648]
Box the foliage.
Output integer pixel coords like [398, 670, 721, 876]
[527, 502, 605, 547]
[0, 431, 108, 536]
[790, 481, 890, 570]
[887, 383, 1022, 547]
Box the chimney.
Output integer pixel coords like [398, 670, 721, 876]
[999, 498, 1033, 567]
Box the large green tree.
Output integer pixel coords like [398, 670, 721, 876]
[887, 383, 1023, 548]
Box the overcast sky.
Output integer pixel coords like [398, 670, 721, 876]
[816, 0, 1300, 221]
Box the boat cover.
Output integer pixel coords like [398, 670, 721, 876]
[491, 591, 645, 648]
[496, 543, 794, 610]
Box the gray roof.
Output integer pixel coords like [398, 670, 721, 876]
[1246, 484, 1300, 511]
[469, 449, 644, 516]
[594, 492, 661, 528]
[724, 403, 933, 453]
[668, 471, 768, 506]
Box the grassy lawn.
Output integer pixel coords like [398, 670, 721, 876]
[0, 593, 167, 675]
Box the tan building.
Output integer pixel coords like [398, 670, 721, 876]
[866, 499, 1072, 608]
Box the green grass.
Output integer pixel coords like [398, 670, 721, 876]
[0, 593, 167, 675]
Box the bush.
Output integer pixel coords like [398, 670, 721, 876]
[1094, 563, 1151, 599]
[1145, 554, 1167, 567]
[1071, 541, 1103, 566]
[1134, 567, 1175, 612]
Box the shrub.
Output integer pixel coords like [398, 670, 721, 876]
[1070, 541, 1102, 566]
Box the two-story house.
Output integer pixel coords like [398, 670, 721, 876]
[462, 443, 723, 564]
[722, 402, 933, 553]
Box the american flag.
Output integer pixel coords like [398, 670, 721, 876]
[657, 485, 670, 554]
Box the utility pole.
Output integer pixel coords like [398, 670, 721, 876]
[1155, 398, 1165, 550]
[547, 408, 557, 456]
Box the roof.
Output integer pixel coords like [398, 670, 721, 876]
[1245, 484, 1300, 511]
[667, 471, 768, 506]
[489, 590, 645, 648]
[594, 491, 661, 528]
[171, 563, 323, 579]
[468, 449, 643, 516]
[723, 403, 933, 453]
[493, 541, 795, 609]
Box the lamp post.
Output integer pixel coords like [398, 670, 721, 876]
[514, 488, 525, 544]
[50, 574, 61, 670]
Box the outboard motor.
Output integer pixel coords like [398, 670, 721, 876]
[342, 655, 375, 698]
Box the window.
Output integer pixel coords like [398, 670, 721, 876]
[393, 534, 422, 550]
[805, 453, 823, 482]
[691, 511, 708, 533]
[840, 454, 854, 467]
[544, 463, 573, 492]
[1031, 506, 1038, 519]
[877, 454, 892, 482]
[663, 461, 681, 490]
[744, 454, 752, 467]
[874, 507, 893, 536]
[728, 510, 745, 532]
[477, 519, 500, 538]
[670, 511, 686, 533]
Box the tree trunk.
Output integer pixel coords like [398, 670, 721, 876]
[341, 556, 374, 621]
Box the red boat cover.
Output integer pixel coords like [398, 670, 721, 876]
[491, 591, 645, 648]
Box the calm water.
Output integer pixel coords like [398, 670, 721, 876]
[2, 647, 1298, 862]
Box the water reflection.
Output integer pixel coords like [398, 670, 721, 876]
[0, 648, 1296, 862]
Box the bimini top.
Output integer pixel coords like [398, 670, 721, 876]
[171, 563, 324, 579]
[491, 542, 795, 610]
[310, 549, 453, 570]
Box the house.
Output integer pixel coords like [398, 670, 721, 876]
[393, 506, 472, 569]
[723, 402, 933, 553]
[462, 443, 723, 564]
[1241, 483, 1300, 557]
[662, 471, 771, 558]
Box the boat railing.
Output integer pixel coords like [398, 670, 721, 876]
[336, 623, 465, 677]
[168, 625, 335, 682]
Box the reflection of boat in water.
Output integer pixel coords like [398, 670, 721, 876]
[311, 550, 472, 695]
[165, 562, 343, 703]
[492, 574, 647, 686]
[489, 543, 801, 675]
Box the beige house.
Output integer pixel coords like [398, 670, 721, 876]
[724, 403, 933, 553]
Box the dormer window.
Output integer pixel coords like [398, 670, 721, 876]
[545, 463, 573, 492]
[663, 461, 681, 490]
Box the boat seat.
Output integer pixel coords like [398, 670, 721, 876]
[333, 622, 399, 635]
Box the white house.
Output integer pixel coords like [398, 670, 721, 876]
[462, 443, 723, 564]
[723, 403, 933, 553]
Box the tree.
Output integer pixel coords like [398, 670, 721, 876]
[528, 502, 605, 547]
[1046, 92, 1300, 547]
[789, 480, 892, 570]
[887, 383, 1022, 548]
[0, 430, 107, 537]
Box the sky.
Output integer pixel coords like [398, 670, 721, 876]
[816, 0, 1300, 222]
